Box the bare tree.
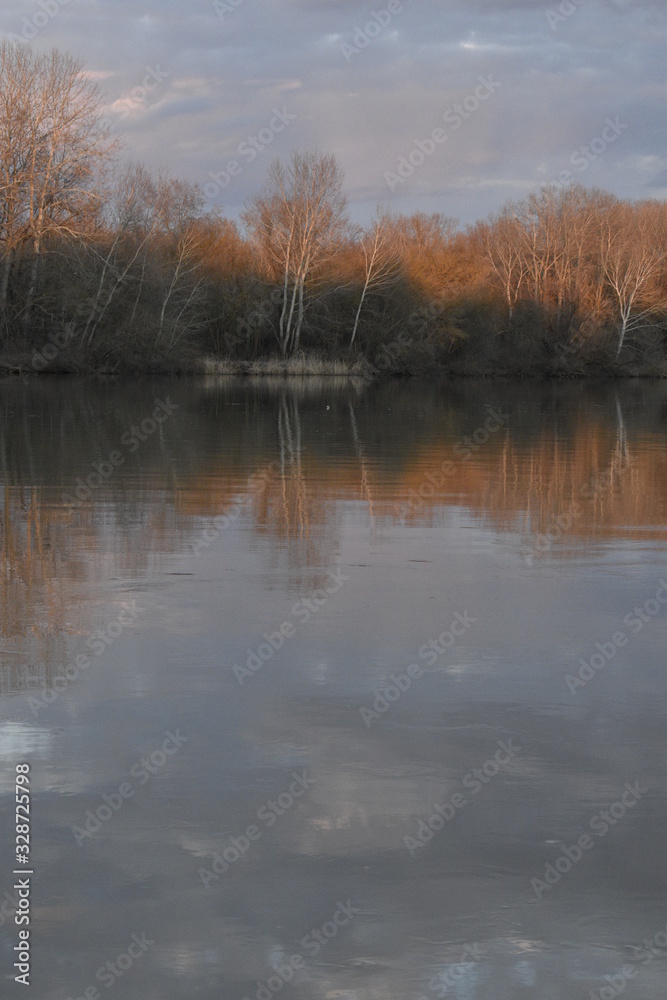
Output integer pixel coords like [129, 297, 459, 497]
[151, 175, 207, 346]
[0, 43, 118, 335]
[483, 208, 528, 329]
[81, 163, 157, 345]
[511, 190, 559, 311]
[243, 152, 349, 356]
[601, 204, 666, 356]
[349, 210, 401, 348]
[382, 212, 458, 297]
[493, 187, 614, 338]
[0, 44, 37, 330]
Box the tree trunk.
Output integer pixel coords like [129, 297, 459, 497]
[350, 274, 370, 349]
[616, 312, 628, 357]
[23, 236, 41, 335]
[0, 251, 11, 309]
[278, 272, 290, 356]
[130, 256, 147, 326]
[84, 257, 112, 344]
[294, 276, 305, 353]
[0, 250, 12, 337]
[158, 257, 182, 344]
[83, 234, 124, 343]
[284, 278, 300, 355]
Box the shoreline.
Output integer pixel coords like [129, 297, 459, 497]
[1, 354, 665, 380]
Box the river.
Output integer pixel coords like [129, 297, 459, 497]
[1, 376, 665, 999]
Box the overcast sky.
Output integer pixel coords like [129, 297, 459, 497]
[1, 0, 665, 225]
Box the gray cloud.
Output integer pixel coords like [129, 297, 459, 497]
[1, 0, 664, 223]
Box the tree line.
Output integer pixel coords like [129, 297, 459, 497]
[1, 42, 665, 375]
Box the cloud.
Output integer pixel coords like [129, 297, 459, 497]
[0, 0, 663, 223]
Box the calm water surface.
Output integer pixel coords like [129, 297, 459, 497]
[1, 377, 666, 1000]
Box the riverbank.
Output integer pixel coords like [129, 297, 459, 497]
[1, 349, 665, 379]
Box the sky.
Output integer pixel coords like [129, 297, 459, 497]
[1, 0, 665, 226]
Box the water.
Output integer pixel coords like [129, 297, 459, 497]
[1, 376, 666, 1000]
